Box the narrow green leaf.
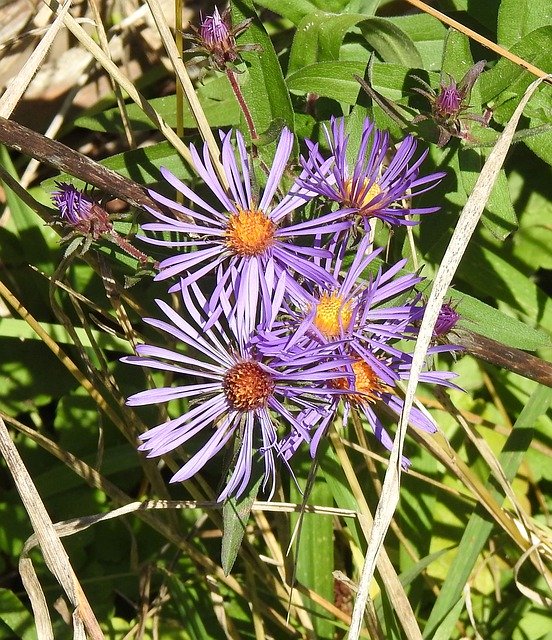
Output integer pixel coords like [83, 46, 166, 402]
[448, 290, 552, 351]
[231, 0, 294, 139]
[0, 588, 36, 640]
[457, 239, 552, 334]
[423, 385, 552, 638]
[221, 478, 260, 575]
[167, 575, 215, 638]
[459, 148, 518, 240]
[429, 597, 465, 640]
[288, 12, 422, 76]
[0, 317, 132, 352]
[290, 461, 334, 638]
[287, 11, 327, 74]
[480, 27, 552, 110]
[252, 0, 318, 25]
[0, 146, 50, 264]
[358, 18, 423, 67]
[387, 13, 447, 68]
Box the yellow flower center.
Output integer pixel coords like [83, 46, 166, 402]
[332, 359, 391, 404]
[223, 361, 275, 411]
[225, 207, 276, 256]
[313, 292, 353, 338]
[343, 178, 382, 215]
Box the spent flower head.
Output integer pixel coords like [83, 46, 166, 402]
[123, 279, 351, 501]
[51, 183, 150, 264]
[412, 61, 489, 146]
[298, 117, 445, 230]
[140, 127, 350, 320]
[51, 182, 112, 238]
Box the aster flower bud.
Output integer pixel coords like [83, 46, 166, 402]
[412, 61, 490, 146]
[434, 302, 460, 337]
[51, 182, 112, 239]
[185, 6, 259, 72]
[51, 182, 150, 265]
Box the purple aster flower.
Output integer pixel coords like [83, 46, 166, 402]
[298, 116, 445, 229]
[140, 127, 350, 316]
[253, 237, 460, 466]
[51, 182, 112, 238]
[278, 343, 460, 469]
[256, 234, 424, 359]
[123, 278, 351, 501]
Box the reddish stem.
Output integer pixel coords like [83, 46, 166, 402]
[109, 232, 152, 267]
[226, 68, 257, 142]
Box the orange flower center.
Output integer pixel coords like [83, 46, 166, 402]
[333, 359, 390, 403]
[223, 361, 275, 411]
[343, 178, 382, 215]
[225, 207, 276, 256]
[313, 292, 353, 338]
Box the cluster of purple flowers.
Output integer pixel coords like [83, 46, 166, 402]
[121, 114, 459, 501]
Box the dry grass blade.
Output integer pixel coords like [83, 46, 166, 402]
[404, 0, 552, 83]
[41, 0, 194, 168]
[329, 430, 423, 640]
[0, 417, 103, 639]
[0, 0, 71, 118]
[348, 73, 552, 640]
[144, 0, 228, 189]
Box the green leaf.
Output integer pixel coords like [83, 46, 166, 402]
[0, 339, 76, 414]
[288, 12, 422, 75]
[387, 13, 447, 68]
[0, 588, 36, 640]
[457, 238, 552, 335]
[0, 146, 51, 265]
[167, 575, 220, 638]
[318, 441, 364, 551]
[449, 290, 551, 351]
[221, 479, 260, 576]
[0, 317, 131, 352]
[287, 61, 367, 104]
[252, 0, 318, 25]
[287, 11, 322, 75]
[231, 0, 295, 139]
[75, 75, 240, 133]
[370, 63, 439, 104]
[290, 458, 334, 638]
[358, 18, 423, 67]
[498, 0, 552, 48]
[480, 27, 552, 113]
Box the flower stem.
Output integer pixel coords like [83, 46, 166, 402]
[109, 232, 152, 267]
[226, 68, 257, 142]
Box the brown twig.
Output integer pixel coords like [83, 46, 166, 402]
[454, 329, 552, 388]
[0, 116, 161, 212]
